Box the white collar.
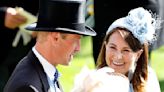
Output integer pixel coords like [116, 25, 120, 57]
[32, 47, 56, 81]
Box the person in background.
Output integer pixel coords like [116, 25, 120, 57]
[3, 0, 96, 91]
[96, 7, 161, 92]
[0, 0, 39, 91]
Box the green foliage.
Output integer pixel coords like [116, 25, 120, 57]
[151, 46, 164, 92]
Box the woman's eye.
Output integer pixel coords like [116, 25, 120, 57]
[124, 50, 129, 51]
[123, 49, 131, 52]
[109, 46, 115, 49]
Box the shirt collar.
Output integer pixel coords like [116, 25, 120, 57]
[32, 47, 56, 80]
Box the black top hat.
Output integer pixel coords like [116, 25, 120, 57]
[25, 0, 96, 36]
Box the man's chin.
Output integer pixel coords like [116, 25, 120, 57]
[67, 60, 72, 66]
[62, 60, 72, 66]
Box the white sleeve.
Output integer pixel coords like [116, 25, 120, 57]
[146, 66, 161, 92]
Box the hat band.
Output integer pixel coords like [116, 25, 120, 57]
[35, 23, 86, 32]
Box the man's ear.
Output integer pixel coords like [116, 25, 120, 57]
[48, 32, 61, 47]
[50, 32, 60, 41]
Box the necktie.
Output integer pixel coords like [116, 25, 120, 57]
[54, 69, 59, 84]
[54, 69, 59, 92]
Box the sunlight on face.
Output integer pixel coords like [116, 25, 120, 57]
[105, 30, 140, 75]
[55, 33, 82, 66]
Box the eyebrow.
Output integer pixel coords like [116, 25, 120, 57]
[108, 43, 116, 46]
[108, 43, 131, 50]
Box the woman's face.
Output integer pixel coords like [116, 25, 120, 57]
[105, 30, 142, 75]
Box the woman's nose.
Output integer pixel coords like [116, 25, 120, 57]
[114, 51, 123, 60]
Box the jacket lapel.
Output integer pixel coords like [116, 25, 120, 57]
[57, 81, 64, 92]
[28, 50, 64, 92]
[28, 51, 50, 92]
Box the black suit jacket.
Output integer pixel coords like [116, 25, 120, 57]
[4, 50, 53, 92]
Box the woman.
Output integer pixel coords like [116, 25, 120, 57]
[97, 7, 161, 92]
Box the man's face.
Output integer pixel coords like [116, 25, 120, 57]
[51, 33, 82, 66]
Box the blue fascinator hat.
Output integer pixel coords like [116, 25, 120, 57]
[106, 7, 162, 44]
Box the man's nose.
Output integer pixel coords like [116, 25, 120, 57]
[75, 40, 81, 53]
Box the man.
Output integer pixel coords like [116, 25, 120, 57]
[3, 0, 96, 92]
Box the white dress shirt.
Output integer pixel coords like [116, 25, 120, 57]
[32, 47, 61, 92]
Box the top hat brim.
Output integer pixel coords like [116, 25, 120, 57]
[25, 23, 96, 36]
